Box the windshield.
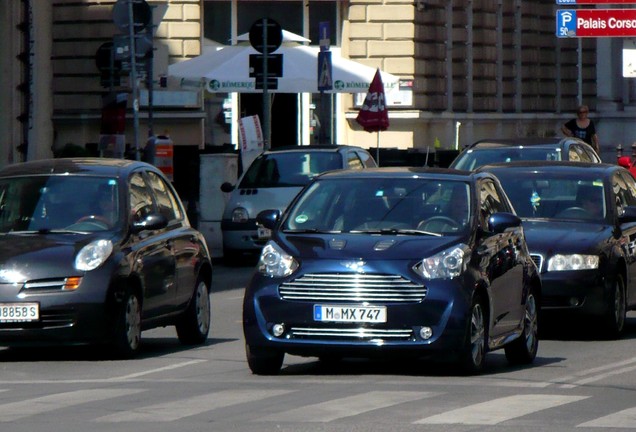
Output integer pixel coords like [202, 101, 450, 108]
[0, 175, 120, 233]
[493, 171, 606, 222]
[452, 148, 562, 170]
[239, 152, 342, 188]
[284, 177, 471, 235]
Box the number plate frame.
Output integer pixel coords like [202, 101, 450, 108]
[0, 303, 40, 323]
[313, 305, 387, 323]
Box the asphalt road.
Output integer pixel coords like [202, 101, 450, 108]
[1, 262, 636, 432]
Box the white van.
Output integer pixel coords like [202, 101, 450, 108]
[219, 145, 376, 262]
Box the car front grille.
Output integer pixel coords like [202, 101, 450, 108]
[530, 254, 543, 272]
[289, 326, 413, 340]
[279, 273, 427, 303]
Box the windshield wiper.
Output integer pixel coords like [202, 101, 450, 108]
[284, 229, 342, 234]
[349, 228, 441, 237]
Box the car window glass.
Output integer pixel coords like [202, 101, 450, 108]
[146, 171, 182, 222]
[129, 172, 155, 223]
[614, 172, 636, 215]
[284, 178, 470, 235]
[357, 150, 377, 167]
[569, 145, 591, 162]
[479, 180, 507, 229]
[346, 151, 364, 169]
[239, 152, 341, 188]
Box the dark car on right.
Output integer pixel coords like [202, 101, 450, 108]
[450, 137, 601, 171]
[479, 161, 636, 338]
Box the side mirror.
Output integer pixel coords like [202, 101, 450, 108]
[220, 182, 235, 193]
[488, 212, 521, 234]
[619, 206, 636, 224]
[131, 213, 168, 233]
[618, 156, 632, 169]
[256, 209, 281, 230]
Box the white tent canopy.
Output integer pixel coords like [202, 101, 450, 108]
[168, 32, 399, 94]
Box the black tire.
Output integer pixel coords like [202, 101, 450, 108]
[246, 343, 284, 375]
[505, 290, 539, 365]
[457, 294, 487, 375]
[603, 274, 626, 339]
[112, 291, 142, 359]
[176, 278, 211, 345]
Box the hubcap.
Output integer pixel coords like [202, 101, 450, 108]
[196, 282, 210, 334]
[470, 303, 485, 366]
[524, 294, 538, 351]
[126, 295, 141, 350]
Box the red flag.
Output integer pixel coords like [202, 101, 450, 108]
[355, 68, 389, 132]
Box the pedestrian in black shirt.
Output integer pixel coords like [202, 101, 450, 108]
[562, 104, 600, 155]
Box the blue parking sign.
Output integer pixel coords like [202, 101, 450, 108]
[317, 50, 332, 91]
[556, 10, 577, 38]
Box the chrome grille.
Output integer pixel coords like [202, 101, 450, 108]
[290, 326, 413, 340]
[530, 254, 543, 272]
[279, 273, 427, 303]
[23, 279, 69, 292]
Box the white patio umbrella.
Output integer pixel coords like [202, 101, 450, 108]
[168, 32, 399, 94]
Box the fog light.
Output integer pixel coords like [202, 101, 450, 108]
[419, 326, 433, 340]
[569, 297, 580, 307]
[272, 323, 285, 337]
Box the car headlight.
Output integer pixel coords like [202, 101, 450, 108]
[414, 244, 468, 279]
[547, 254, 599, 271]
[257, 241, 298, 278]
[231, 207, 249, 223]
[75, 239, 113, 271]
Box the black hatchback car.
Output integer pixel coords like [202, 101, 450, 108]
[480, 161, 636, 338]
[450, 137, 601, 171]
[0, 158, 213, 357]
[243, 167, 540, 375]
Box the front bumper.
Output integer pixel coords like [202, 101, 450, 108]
[540, 269, 609, 315]
[243, 271, 471, 360]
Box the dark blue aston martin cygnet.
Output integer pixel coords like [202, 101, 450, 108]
[242, 167, 541, 375]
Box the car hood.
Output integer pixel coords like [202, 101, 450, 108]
[277, 233, 465, 260]
[522, 219, 609, 255]
[224, 187, 304, 219]
[0, 232, 114, 281]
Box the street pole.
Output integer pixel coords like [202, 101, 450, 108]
[128, 0, 140, 160]
[262, 19, 270, 150]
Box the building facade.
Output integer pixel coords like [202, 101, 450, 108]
[1, 0, 635, 170]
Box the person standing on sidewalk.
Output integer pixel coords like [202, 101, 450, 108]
[562, 104, 600, 155]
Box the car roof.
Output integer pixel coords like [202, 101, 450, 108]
[264, 145, 369, 154]
[315, 166, 492, 182]
[477, 160, 619, 175]
[0, 157, 155, 178]
[467, 137, 585, 149]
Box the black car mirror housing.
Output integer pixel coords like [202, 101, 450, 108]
[256, 209, 281, 230]
[131, 213, 169, 233]
[619, 206, 636, 224]
[488, 212, 522, 234]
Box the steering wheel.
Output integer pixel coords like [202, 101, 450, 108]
[75, 215, 111, 228]
[417, 216, 460, 231]
[555, 207, 591, 219]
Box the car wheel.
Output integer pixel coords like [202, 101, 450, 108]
[504, 289, 539, 365]
[603, 274, 626, 339]
[176, 277, 211, 345]
[112, 291, 141, 358]
[457, 294, 487, 374]
[246, 343, 284, 375]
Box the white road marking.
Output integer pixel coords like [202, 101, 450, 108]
[108, 359, 207, 380]
[0, 388, 145, 422]
[578, 406, 636, 428]
[415, 394, 589, 425]
[554, 358, 636, 389]
[95, 389, 294, 422]
[260, 391, 437, 423]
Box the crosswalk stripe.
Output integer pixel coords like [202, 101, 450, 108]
[260, 391, 438, 423]
[578, 406, 636, 428]
[95, 389, 294, 422]
[0, 388, 145, 422]
[415, 394, 589, 425]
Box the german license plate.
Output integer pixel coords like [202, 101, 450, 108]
[0, 303, 39, 322]
[257, 226, 272, 239]
[314, 305, 387, 323]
